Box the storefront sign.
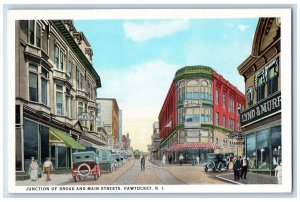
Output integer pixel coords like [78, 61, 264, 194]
[184, 122, 201, 128]
[184, 100, 202, 107]
[240, 91, 281, 127]
[78, 112, 94, 121]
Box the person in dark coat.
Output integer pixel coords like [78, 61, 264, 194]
[240, 155, 249, 179]
[233, 157, 240, 181]
[140, 155, 145, 171]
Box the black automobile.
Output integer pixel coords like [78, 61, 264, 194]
[204, 153, 229, 172]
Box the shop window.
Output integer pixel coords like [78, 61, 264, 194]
[271, 126, 281, 169]
[40, 125, 49, 164]
[256, 129, 270, 169]
[28, 20, 41, 48]
[57, 146, 67, 168]
[23, 119, 38, 172]
[246, 133, 256, 169]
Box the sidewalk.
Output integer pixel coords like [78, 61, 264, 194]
[150, 158, 278, 185]
[16, 173, 73, 186]
[216, 172, 278, 184]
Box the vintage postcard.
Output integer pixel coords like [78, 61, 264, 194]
[5, 8, 292, 194]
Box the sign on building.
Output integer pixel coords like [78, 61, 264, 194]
[184, 100, 202, 107]
[78, 112, 94, 121]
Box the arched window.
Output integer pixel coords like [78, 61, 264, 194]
[200, 80, 212, 100]
[177, 81, 185, 101]
[186, 80, 200, 99]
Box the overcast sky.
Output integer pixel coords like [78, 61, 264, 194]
[74, 18, 258, 152]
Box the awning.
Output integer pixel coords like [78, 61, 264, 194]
[167, 142, 221, 151]
[49, 128, 85, 150]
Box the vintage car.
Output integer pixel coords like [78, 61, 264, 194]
[204, 153, 229, 172]
[96, 148, 118, 173]
[72, 151, 101, 182]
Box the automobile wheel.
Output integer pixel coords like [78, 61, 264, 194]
[77, 163, 91, 177]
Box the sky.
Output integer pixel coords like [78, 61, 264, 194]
[73, 18, 258, 152]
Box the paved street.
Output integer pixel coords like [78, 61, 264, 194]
[16, 158, 228, 186]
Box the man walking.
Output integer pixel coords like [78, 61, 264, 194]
[179, 153, 184, 166]
[43, 157, 53, 182]
[140, 155, 145, 171]
[233, 157, 240, 181]
[240, 155, 248, 179]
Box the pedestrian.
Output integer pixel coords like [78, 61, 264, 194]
[192, 155, 195, 166]
[179, 153, 184, 166]
[28, 157, 39, 181]
[43, 157, 53, 182]
[233, 157, 240, 181]
[161, 154, 166, 166]
[275, 160, 282, 184]
[196, 155, 200, 165]
[240, 155, 249, 179]
[140, 155, 145, 170]
[168, 155, 172, 164]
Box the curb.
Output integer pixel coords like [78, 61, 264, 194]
[216, 173, 243, 185]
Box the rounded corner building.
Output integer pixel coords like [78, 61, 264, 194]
[158, 65, 245, 163]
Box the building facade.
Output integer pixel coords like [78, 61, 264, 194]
[95, 98, 120, 144]
[15, 20, 102, 177]
[238, 18, 281, 175]
[158, 66, 245, 163]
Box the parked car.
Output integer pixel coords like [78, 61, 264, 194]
[72, 151, 101, 182]
[204, 153, 229, 172]
[96, 148, 117, 173]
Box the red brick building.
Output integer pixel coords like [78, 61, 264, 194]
[213, 71, 245, 132]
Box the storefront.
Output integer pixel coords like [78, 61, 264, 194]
[240, 91, 281, 174]
[21, 119, 85, 172]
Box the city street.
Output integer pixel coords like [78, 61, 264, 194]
[16, 159, 229, 186]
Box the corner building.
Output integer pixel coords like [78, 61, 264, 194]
[158, 66, 245, 163]
[15, 20, 102, 178]
[238, 18, 281, 175]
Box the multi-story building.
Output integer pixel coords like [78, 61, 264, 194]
[95, 98, 120, 144]
[119, 110, 123, 143]
[150, 121, 161, 160]
[158, 66, 245, 163]
[15, 20, 102, 177]
[238, 18, 281, 175]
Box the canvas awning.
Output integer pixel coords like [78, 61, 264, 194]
[168, 142, 220, 151]
[49, 128, 85, 150]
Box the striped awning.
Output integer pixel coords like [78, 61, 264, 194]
[168, 142, 221, 151]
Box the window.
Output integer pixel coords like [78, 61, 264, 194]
[185, 108, 200, 123]
[177, 108, 184, 124]
[229, 119, 235, 130]
[186, 80, 200, 99]
[76, 69, 83, 90]
[223, 115, 226, 128]
[247, 87, 253, 106]
[65, 88, 70, 117]
[41, 68, 48, 105]
[68, 60, 73, 82]
[216, 89, 219, 105]
[267, 66, 278, 96]
[201, 107, 212, 123]
[178, 82, 185, 101]
[200, 80, 212, 100]
[89, 111, 94, 131]
[29, 64, 38, 102]
[229, 97, 234, 113]
[54, 44, 65, 71]
[215, 112, 219, 126]
[257, 75, 265, 102]
[222, 93, 226, 108]
[56, 85, 63, 115]
[28, 20, 41, 48]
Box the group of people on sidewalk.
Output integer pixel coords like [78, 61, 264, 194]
[232, 155, 282, 184]
[29, 157, 53, 182]
[161, 153, 202, 166]
[232, 155, 248, 181]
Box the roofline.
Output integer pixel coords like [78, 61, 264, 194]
[50, 20, 101, 88]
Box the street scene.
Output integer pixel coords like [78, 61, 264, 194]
[13, 14, 282, 190]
